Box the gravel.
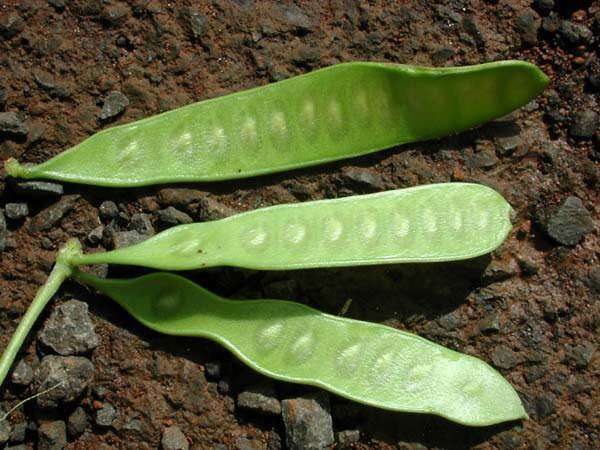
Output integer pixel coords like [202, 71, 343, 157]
[157, 206, 193, 226]
[9, 421, 27, 443]
[0, 209, 5, 252]
[336, 429, 360, 448]
[94, 402, 117, 427]
[4, 202, 28, 220]
[130, 213, 155, 235]
[38, 300, 99, 356]
[570, 110, 598, 139]
[559, 21, 593, 46]
[491, 345, 520, 370]
[0, 111, 28, 137]
[514, 9, 541, 45]
[99, 91, 129, 120]
[543, 196, 594, 246]
[10, 359, 34, 385]
[67, 407, 88, 437]
[341, 167, 385, 191]
[197, 197, 237, 220]
[33, 355, 95, 408]
[112, 230, 147, 249]
[236, 384, 282, 416]
[29, 195, 80, 232]
[38, 421, 67, 450]
[14, 181, 63, 197]
[98, 200, 119, 220]
[161, 426, 189, 450]
[281, 393, 334, 450]
[0, 417, 10, 445]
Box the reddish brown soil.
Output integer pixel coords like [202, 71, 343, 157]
[0, 1, 598, 449]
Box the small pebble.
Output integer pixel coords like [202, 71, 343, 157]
[99, 200, 119, 220]
[157, 206, 193, 226]
[87, 225, 104, 245]
[0, 209, 5, 252]
[204, 362, 221, 380]
[564, 342, 596, 368]
[281, 393, 334, 450]
[4, 203, 28, 220]
[543, 197, 594, 246]
[112, 230, 146, 249]
[11, 359, 34, 385]
[341, 167, 385, 191]
[479, 312, 501, 334]
[161, 425, 189, 450]
[94, 402, 117, 427]
[0, 111, 28, 137]
[37, 421, 67, 450]
[15, 181, 63, 197]
[336, 430, 360, 448]
[38, 300, 99, 356]
[67, 407, 88, 437]
[570, 110, 598, 139]
[491, 345, 520, 370]
[99, 91, 129, 120]
[559, 21, 592, 46]
[33, 355, 94, 408]
[0, 416, 10, 445]
[197, 197, 236, 221]
[237, 384, 282, 416]
[29, 195, 80, 232]
[9, 421, 27, 443]
[130, 213, 155, 235]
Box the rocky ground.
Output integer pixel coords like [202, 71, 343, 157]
[0, 0, 598, 449]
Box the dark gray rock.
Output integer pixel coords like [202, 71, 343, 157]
[237, 384, 281, 416]
[99, 201, 119, 220]
[469, 149, 499, 169]
[67, 407, 88, 437]
[495, 135, 521, 156]
[33, 69, 69, 99]
[341, 167, 385, 191]
[29, 195, 79, 232]
[0, 112, 28, 137]
[161, 425, 189, 450]
[157, 206, 193, 226]
[87, 225, 104, 245]
[544, 197, 594, 246]
[197, 197, 236, 221]
[483, 259, 518, 283]
[33, 355, 94, 408]
[112, 230, 146, 249]
[542, 13, 560, 33]
[479, 313, 501, 334]
[130, 213, 154, 235]
[0, 209, 5, 252]
[491, 345, 520, 370]
[559, 21, 592, 46]
[48, 0, 66, 12]
[587, 266, 600, 295]
[337, 430, 360, 448]
[570, 110, 598, 139]
[99, 91, 129, 120]
[0, 14, 25, 39]
[438, 311, 467, 331]
[15, 181, 63, 197]
[180, 7, 208, 41]
[281, 393, 334, 450]
[94, 402, 117, 427]
[278, 4, 313, 34]
[158, 188, 206, 209]
[564, 342, 596, 368]
[9, 421, 26, 443]
[534, 0, 554, 13]
[101, 3, 130, 26]
[0, 415, 10, 445]
[5, 203, 28, 219]
[38, 300, 99, 356]
[531, 393, 555, 418]
[11, 359, 34, 385]
[267, 431, 282, 450]
[515, 9, 541, 45]
[38, 420, 66, 450]
[204, 362, 221, 379]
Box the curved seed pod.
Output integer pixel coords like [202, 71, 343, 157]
[70, 183, 513, 271]
[5, 61, 547, 187]
[73, 270, 528, 426]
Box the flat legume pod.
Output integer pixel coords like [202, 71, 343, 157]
[73, 270, 528, 426]
[5, 61, 548, 187]
[70, 183, 513, 271]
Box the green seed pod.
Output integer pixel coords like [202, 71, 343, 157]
[70, 183, 513, 271]
[72, 269, 528, 426]
[5, 61, 548, 187]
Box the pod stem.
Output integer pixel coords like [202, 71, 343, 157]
[4, 158, 29, 179]
[0, 239, 81, 388]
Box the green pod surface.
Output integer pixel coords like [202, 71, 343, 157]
[73, 270, 527, 426]
[6, 61, 548, 187]
[70, 183, 513, 271]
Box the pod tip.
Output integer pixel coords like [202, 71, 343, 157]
[4, 158, 26, 178]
